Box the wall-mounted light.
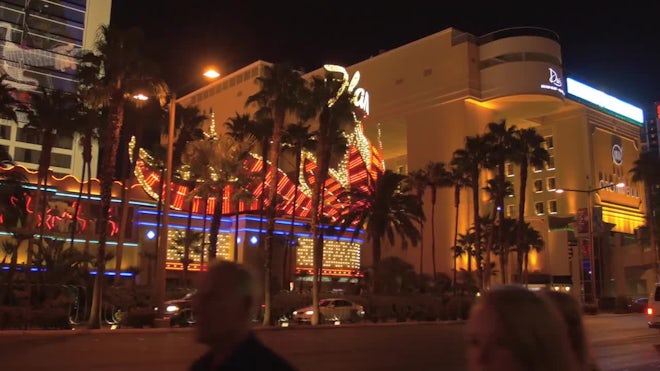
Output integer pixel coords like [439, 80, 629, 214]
[146, 230, 156, 240]
[250, 236, 258, 245]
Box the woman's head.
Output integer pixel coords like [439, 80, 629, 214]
[465, 285, 578, 371]
[538, 290, 591, 369]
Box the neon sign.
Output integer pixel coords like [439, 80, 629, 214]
[323, 64, 370, 116]
[566, 78, 643, 124]
[540, 68, 565, 96]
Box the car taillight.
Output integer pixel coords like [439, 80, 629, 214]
[648, 307, 654, 315]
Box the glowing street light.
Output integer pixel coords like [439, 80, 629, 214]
[203, 68, 221, 79]
[132, 93, 149, 101]
[553, 181, 625, 304]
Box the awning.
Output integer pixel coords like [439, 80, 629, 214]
[548, 215, 575, 231]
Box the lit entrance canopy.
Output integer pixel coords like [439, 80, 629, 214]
[566, 78, 644, 125]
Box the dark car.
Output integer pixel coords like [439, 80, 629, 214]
[159, 291, 196, 327]
[629, 297, 649, 313]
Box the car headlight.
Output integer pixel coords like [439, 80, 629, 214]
[166, 305, 180, 313]
[305, 310, 314, 315]
[292, 311, 298, 315]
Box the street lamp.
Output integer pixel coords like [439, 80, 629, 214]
[554, 181, 625, 304]
[153, 68, 220, 316]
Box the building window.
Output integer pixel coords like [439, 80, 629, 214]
[505, 162, 515, 177]
[0, 125, 10, 140]
[16, 127, 41, 145]
[547, 177, 556, 191]
[533, 162, 543, 173]
[545, 136, 554, 149]
[14, 147, 40, 164]
[534, 202, 544, 215]
[546, 156, 555, 170]
[51, 153, 72, 168]
[534, 179, 543, 193]
[506, 204, 515, 218]
[548, 200, 558, 214]
[54, 135, 73, 149]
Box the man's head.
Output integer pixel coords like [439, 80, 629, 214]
[193, 261, 257, 346]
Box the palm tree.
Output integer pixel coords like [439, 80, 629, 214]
[448, 163, 470, 288]
[306, 72, 357, 325]
[517, 222, 545, 284]
[424, 161, 452, 278]
[171, 230, 203, 287]
[338, 169, 424, 267]
[0, 74, 19, 122]
[630, 151, 660, 281]
[25, 87, 79, 248]
[407, 169, 428, 275]
[281, 122, 316, 281]
[183, 137, 252, 261]
[0, 167, 29, 304]
[511, 127, 549, 282]
[451, 135, 489, 289]
[78, 25, 168, 329]
[246, 63, 308, 326]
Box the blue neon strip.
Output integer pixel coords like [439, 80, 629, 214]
[0, 232, 138, 247]
[137, 209, 232, 222]
[136, 221, 231, 233]
[89, 271, 134, 277]
[23, 185, 58, 192]
[237, 228, 363, 243]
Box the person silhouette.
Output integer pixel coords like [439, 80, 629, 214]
[190, 260, 297, 371]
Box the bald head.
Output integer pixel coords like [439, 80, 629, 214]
[193, 261, 259, 346]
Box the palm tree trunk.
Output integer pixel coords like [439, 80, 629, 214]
[70, 159, 86, 250]
[114, 182, 130, 284]
[472, 169, 483, 290]
[200, 198, 208, 271]
[284, 168, 300, 289]
[233, 199, 240, 263]
[311, 137, 330, 326]
[516, 160, 529, 283]
[419, 222, 424, 275]
[37, 136, 54, 249]
[453, 185, 460, 290]
[183, 195, 194, 287]
[430, 189, 437, 279]
[84, 160, 93, 269]
[646, 183, 659, 282]
[500, 250, 507, 284]
[209, 187, 224, 260]
[89, 102, 125, 329]
[523, 251, 530, 284]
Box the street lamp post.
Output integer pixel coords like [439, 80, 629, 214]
[555, 181, 624, 304]
[150, 68, 220, 315]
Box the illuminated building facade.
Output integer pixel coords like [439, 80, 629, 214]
[0, 0, 111, 178]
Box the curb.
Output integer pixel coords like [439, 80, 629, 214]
[0, 320, 466, 336]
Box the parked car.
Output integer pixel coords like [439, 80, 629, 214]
[628, 297, 649, 313]
[158, 291, 196, 327]
[292, 298, 365, 324]
[648, 283, 660, 328]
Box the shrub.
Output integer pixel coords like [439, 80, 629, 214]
[0, 306, 30, 330]
[445, 295, 475, 320]
[31, 308, 70, 329]
[598, 296, 616, 312]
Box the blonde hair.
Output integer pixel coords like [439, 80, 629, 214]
[477, 285, 579, 371]
[539, 290, 596, 371]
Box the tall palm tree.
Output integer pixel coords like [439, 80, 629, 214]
[448, 163, 470, 288]
[25, 87, 79, 248]
[511, 127, 549, 282]
[78, 25, 168, 329]
[630, 151, 660, 281]
[246, 64, 308, 326]
[483, 120, 517, 288]
[0, 74, 19, 122]
[424, 161, 452, 278]
[407, 169, 428, 275]
[338, 169, 424, 266]
[281, 122, 316, 280]
[451, 135, 489, 289]
[306, 72, 357, 325]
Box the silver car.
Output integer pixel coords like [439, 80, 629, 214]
[292, 298, 365, 324]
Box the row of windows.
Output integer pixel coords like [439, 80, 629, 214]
[13, 146, 71, 168]
[479, 52, 562, 70]
[505, 200, 558, 217]
[505, 155, 555, 176]
[533, 177, 556, 193]
[189, 65, 261, 105]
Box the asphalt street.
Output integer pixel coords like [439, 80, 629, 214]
[0, 314, 658, 371]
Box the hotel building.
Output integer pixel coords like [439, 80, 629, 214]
[0, 0, 111, 178]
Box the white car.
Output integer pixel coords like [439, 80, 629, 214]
[292, 298, 365, 324]
[648, 283, 660, 328]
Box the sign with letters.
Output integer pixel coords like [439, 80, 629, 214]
[540, 68, 565, 96]
[611, 144, 623, 165]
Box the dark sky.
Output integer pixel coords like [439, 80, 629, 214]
[111, 1, 660, 112]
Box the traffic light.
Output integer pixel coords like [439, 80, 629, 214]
[568, 246, 574, 260]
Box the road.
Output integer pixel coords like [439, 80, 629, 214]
[0, 314, 658, 371]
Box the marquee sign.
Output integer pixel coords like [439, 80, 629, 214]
[323, 64, 370, 117]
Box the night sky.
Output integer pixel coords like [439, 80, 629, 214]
[111, 1, 660, 112]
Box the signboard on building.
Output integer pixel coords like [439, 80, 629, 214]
[576, 207, 589, 234]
